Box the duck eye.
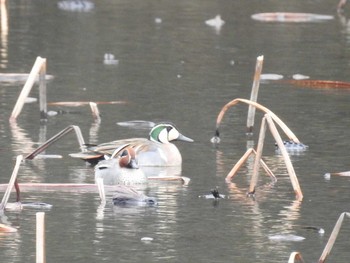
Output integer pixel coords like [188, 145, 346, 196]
[120, 150, 128, 157]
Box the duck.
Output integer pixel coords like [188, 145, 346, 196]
[94, 147, 147, 185]
[70, 122, 194, 166]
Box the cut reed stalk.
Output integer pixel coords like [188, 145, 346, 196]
[96, 178, 106, 203]
[39, 59, 47, 119]
[0, 155, 23, 213]
[89, 102, 101, 123]
[36, 212, 46, 263]
[246, 55, 264, 134]
[10, 57, 46, 121]
[288, 252, 305, 263]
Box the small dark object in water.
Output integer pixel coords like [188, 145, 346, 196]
[211, 188, 221, 199]
[199, 187, 226, 199]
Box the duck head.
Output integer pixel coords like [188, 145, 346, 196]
[149, 123, 194, 144]
[119, 147, 139, 169]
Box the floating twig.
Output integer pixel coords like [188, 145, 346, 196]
[279, 79, 350, 89]
[251, 12, 334, 22]
[47, 101, 128, 106]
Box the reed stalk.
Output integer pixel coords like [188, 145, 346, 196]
[288, 252, 305, 263]
[36, 212, 46, 263]
[265, 114, 303, 200]
[25, 125, 85, 160]
[247, 55, 264, 134]
[212, 98, 300, 144]
[39, 59, 47, 119]
[318, 212, 350, 263]
[96, 178, 106, 203]
[248, 116, 267, 194]
[89, 102, 101, 122]
[10, 57, 46, 121]
[225, 148, 276, 182]
[0, 155, 22, 213]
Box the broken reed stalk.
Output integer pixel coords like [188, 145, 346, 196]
[265, 114, 303, 200]
[25, 125, 85, 160]
[212, 98, 300, 144]
[36, 212, 46, 263]
[225, 148, 276, 182]
[89, 102, 101, 123]
[10, 56, 47, 121]
[318, 212, 350, 263]
[0, 155, 23, 213]
[246, 55, 264, 134]
[96, 178, 106, 203]
[39, 59, 47, 119]
[288, 252, 305, 263]
[248, 115, 267, 194]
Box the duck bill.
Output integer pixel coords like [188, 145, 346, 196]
[177, 133, 194, 143]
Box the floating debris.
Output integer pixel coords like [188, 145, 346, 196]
[141, 237, 154, 242]
[24, 97, 38, 103]
[5, 202, 22, 211]
[268, 234, 305, 242]
[154, 17, 162, 24]
[21, 202, 53, 209]
[292, 74, 310, 80]
[0, 223, 17, 233]
[251, 12, 334, 22]
[0, 73, 54, 84]
[57, 0, 94, 12]
[205, 15, 225, 29]
[116, 120, 156, 129]
[260, 73, 284, 81]
[103, 53, 119, 65]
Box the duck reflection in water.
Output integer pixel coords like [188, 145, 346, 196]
[112, 185, 157, 207]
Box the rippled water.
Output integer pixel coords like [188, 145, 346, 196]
[1, 0, 350, 262]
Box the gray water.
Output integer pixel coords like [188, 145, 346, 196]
[1, 0, 350, 262]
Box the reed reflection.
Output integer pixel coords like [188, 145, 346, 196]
[0, 0, 8, 68]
